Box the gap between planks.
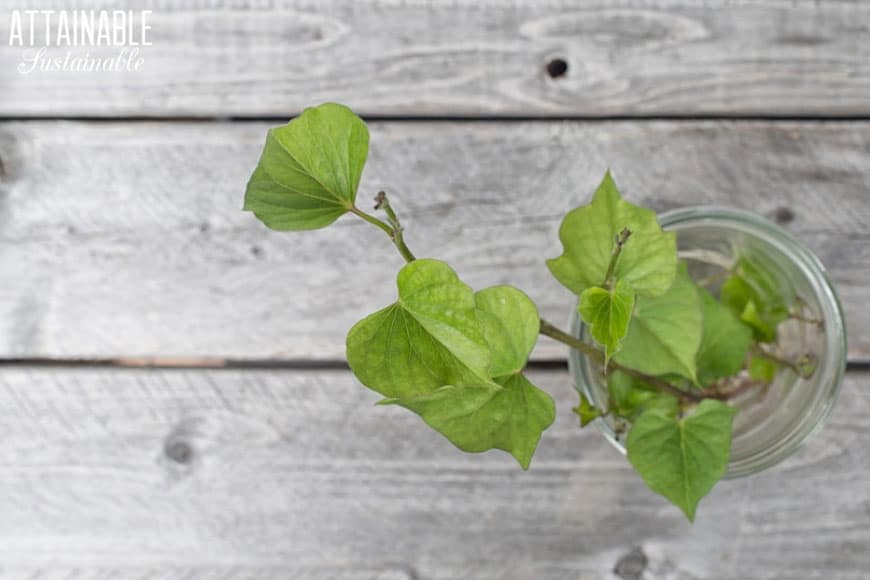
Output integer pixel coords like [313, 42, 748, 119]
[7, 115, 870, 123]
[0, 357, 557, 370]
[0, 357, 868, 371]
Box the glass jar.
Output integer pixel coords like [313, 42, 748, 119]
[569, 207, 847, 478]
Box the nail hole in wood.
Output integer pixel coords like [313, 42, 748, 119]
[773, 206, 795, 224]
[250, 245, 263, 258]
[165, 440, 193, 464]
[546, 58, 568, 79]
[614, 546, 648, 580]
[199, 221, 210, 233]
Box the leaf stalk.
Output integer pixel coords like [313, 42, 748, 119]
[374, 191, 417, 263]
[750, 345, 816, 378]
[538, 319, 703, 403]
[603, 228, 632, 289]
[349, 193, 417, 263]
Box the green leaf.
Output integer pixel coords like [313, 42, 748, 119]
[395, 373, 555, 469]
[547, 170, 677, 297]
[748, 355, 778, 383]
[626, 399, 737, 521]
[347, 259, 554, 468]
[607, 370, 679, 421]
[244, 103, 369, 230]
[740, 300, 777, 342]
[573, 393, 602, 427]
[476, 286, 540, 378]
[578, 281, 635, 365]
[720, 256, 791, 344]
[613, 263, 702, 381]
[695, 288, 753, 385]
[734, 255, 793, 313]
[346, 259, 489, 399]
[721, 276, 776, 342]
[719, 274, 752, 314]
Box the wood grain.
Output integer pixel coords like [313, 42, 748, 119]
[1, 0, 870, 117]
[0, 367, 867, 579]
[0, 120, 867, 361]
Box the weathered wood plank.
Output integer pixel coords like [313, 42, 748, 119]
[1, 0, 870, 117]
[0, 120, 868, 361]
[0, 569, 415, 580]
[0, 367, 867, 579]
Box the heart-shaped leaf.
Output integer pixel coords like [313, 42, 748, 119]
[347, 260, 554, 468]
[627, 399, 737, 521]
[696, 288, 753, 385]
[244, 103, 369, 230]
[346, 259, 490, 399]
[579, 280, 635, 365]
[613, 263, 702, 381]
[547, 171, 677, 297]
[393, 373, 555, 469]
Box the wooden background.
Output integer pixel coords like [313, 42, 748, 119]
[1, 1, 869, 578]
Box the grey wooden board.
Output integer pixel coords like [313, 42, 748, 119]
[0, 120, 868, 361]
[0, 367, 867, 579]
[2, 0, 870, 117]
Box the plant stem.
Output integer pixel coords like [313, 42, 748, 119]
[788, 311, 824, 328]
[701, 377, 763, 401]
[786, 298, 824, 329]
[349, 196, 416, 263]
[374, 191, 417, 263]
[538, 319, 600, 358]
[751, 344, 815, 378]
[349, 205, 393, 236]
[538, 319, 703, 403]
[602, 228, 632, 289]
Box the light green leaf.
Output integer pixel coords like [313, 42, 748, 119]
[578, 281, 635, 365]
[607, 370, 679, 421]
[748, 355, 778, 383]
[389, 373, 555, 470]
[244, 103, 369, 230]
[347, 260, 554, 468]
[627, 399, 737, 521]
[720, 256, 791, 344]
[573, 393, 602, 427]
[734, 255, 793, 313]
[696, 288, 753, 385]
[740, 300, 776, 343]
[719, 275, 752, 314]
[720, 277, 776, 342]
[613, 263, 702, 381]
[547, 170, 677, 297]
[476, 286, 540, 378]
[346, 259, 489, 399]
